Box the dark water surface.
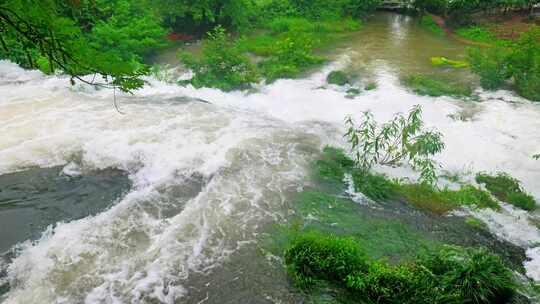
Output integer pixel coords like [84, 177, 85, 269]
[0, 167, 131, 254]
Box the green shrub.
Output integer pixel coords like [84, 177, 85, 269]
[468, 46, 510, 90]
[259, 31, 325, 81]
[284, 232, 517, 304]
[345, 105, 445, 184]
[420, 15, 444, 36]
[327, 71, 349, 86]
[351, 171, 397, 202]
[475, 172, 536, 210]
[510, 28, 540, 101]
[467, 27, 540, 101]
[346, 261, 438, 304]
[284, 231, 368, 288]
[403, 75, 472, 97]
[419, 246, 516, 303]
[180, 27, 260, 91]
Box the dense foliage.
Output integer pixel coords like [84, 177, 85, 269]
[0, 0, 166, 92]
[285, 232, 516, 304]
[179, 27, 260, 91]
[413, 0, 540, 26]
[469, 27, 540, 101]
[1, 0, 380, 91]
[179, 0, 381, 89]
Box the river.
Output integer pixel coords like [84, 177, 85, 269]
[1, 12, 540, 304]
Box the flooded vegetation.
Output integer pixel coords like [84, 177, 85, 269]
[1, 1, 540, 303]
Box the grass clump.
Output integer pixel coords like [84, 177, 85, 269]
[284, 231, 368, 288]
[397, 183, 499, 215]
[420, 15, 444, 36]
[476, 172, 536, 211]
[397, 183, 458, 215]
[443, 185, 500, 210]
[431, 56, 468, 68]
[351, 170, 397, 202]
[403, 75, 472, 98]
[455, 26, 496, 43]
[418, 246, 516, 303]
[285, 233, 517, 304]
[327, 71, 350, 86]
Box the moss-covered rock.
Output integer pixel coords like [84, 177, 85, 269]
[327, 71, 350, 86]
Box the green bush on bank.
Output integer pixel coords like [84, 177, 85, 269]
[468, 27, 540, 102]
[285, 232, 517, 304]
[179, 27, 260, 91]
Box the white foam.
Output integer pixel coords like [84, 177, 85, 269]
[1, 50, 540, 302]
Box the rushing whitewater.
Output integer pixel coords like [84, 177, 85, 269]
[2, 13, 540, 304]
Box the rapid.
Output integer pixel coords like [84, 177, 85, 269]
[1, 13, 540, 303]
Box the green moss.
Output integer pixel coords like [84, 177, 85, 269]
[476, 172, 537, 211]
[420, 15, 444, 36]
[403, 75, 472, 98]
[327, 71, 349, 86]
[431, 56, 469, 68]
[291, 190, 436, 261]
